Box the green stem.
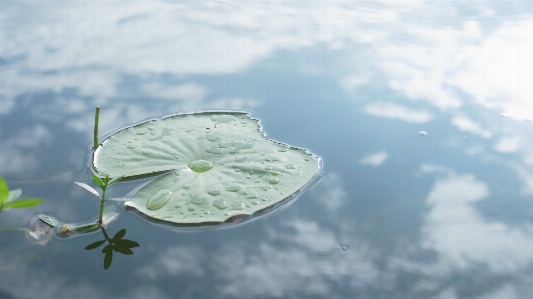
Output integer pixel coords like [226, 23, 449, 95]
[98, 186, 107, 225]
[93, 106, 100, 149]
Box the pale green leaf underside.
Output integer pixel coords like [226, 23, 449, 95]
[93, 112, 319, 224]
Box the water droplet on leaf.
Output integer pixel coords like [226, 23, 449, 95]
[146, 190, 173, 210]
[188, 160, 213, 172]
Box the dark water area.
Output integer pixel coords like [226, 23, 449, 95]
[2, 1, 533, 298]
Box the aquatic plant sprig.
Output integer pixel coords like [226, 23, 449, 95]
[0, 176, 44, 239]
[74, 174, 139, 269]
[84, 227, 139, 269]
[74, 174, 125, 225]
[0, 176, 44, 213]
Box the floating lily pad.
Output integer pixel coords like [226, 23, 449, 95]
[93, 112, 319, 224]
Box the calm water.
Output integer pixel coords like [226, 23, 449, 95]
[2, 1, 533, 298]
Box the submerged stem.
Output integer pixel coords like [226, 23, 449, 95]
[93, 106, 100, 149]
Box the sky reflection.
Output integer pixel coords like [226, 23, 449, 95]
[2, 1, 533, 299]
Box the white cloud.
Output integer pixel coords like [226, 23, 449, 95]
[141, 82, 208, 102]
[452, 20, 533, 121]
[494, 136, 521, 153]
[310, 173, 348, 211]
[421, 173, 533, 273]
[451, 116, 492, 138]
[359, 151, 389, 166]
[364, 102, 433, 123]
[136, 246, 205, 279]
[215, 220, 377, 298]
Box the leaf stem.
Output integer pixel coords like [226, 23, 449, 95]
[98, 184, 107, 225]
[93, 106, 100, 149]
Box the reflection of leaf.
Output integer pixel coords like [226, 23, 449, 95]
[113, 245, 133, 255]
[85, 239, 106, 250]
[87, 227, 140, 269]
[113, 239, 140, 248]
[6, 189, 22, 203]
[102, 245, 113, 269]
[93, 112, 320, 224]
[112, 228, 126, 240]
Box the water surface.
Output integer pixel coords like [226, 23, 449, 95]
[2, 1, 533, 298]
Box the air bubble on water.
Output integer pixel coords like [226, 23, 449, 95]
[188, 206, 196, 211]
[270, 171, 280, 176]
[183, 184, 192, 190]
[284, 164, 296, 169]
[252, 200, 259, 205]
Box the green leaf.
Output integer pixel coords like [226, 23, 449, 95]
[93, 112, 320, 224]
[0, 176, 8, 204]
[85, 239, 106, 250]
[113, 239, 140, 248]
[3, 199, 44, 209]
[112, 228, 126, 240]
[107, 197, 130, 202]
[38, 215, 64, 227]
[92, 174, 105, 190]
[6, 189, 22, 203]
[71, 223, 100, 234]
[74, 182, 100, 198]
[104, 250, 113, 269]
[108, 175, 125, 187]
